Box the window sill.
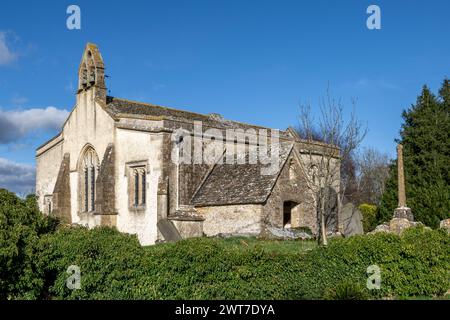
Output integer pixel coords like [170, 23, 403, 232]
[129, 205, 146, 212]
[77, 210, 96, 215]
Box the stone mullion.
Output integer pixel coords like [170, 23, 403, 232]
[141, 170, 146, 205]
[90, 165, 96, 212]
[84, 167, 89, 212]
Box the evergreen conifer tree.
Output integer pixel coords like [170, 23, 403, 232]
[378, 80, 450, 228]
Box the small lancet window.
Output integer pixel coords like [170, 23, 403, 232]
[129, 165, 147, 208]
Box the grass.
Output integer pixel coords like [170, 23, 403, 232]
[218, 236, 317, 254]
[146, 236, 317, 255]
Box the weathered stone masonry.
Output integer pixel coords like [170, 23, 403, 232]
[52, 153, 71, 223]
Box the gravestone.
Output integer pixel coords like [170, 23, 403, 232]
[340, 203, 364, 236]
[157, 219, 182, 242]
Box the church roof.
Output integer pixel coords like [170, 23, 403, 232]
[191, 142, 293, 206]
[105, 96, 292, 136]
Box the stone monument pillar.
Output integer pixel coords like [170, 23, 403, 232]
[372, 145, 419, 234]
[392, 144, 413, 221]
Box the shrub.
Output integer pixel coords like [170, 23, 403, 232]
[35, 226, 145, 299]
[359, 203, 378, 232]
[323, 280, 369, 300]
[2, 189, 448, 300]
[34, 226, 449, 300]
[0, 189, 58, 299]
[138, 237, 305, 299]
[294, 226, 450, 299]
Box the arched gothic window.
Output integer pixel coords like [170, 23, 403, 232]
[132, 168, 147, 207]
[79, 147, 99, 213]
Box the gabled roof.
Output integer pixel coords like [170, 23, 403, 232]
[105, 96, 292, 137]
[191, 142, 293, 206]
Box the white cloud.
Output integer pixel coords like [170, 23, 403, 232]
[0, 31, 17, 66]
[0, 157, 35, 195]
[0, 107, 69, 143]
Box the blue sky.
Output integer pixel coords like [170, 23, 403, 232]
[0, 0, 449, 194]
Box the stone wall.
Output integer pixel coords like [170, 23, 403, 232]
[61, 89, 116, 226]
[196, 204, 263, 236]
[262, 151, 315, 232]
[95, 143, 117, 216]
[114, 127, 163, 245]
[52, 153, 72, 223]
[36, 135, 63, 213]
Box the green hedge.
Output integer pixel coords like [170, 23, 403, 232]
[1, 190, 449, 300]
[35, 226, 145, 299]
[294, 228, 449, 299]
[31, 226, 449, 300]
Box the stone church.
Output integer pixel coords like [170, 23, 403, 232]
[36, 43, 340, 245]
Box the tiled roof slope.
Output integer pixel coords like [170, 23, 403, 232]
[191, 142, 293, 206]
[105, 96, 291, 136]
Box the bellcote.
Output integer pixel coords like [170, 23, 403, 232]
[77, 43, 106, 102]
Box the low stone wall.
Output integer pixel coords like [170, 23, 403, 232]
[196, 204, 263, 236]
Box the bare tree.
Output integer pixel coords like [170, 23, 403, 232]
[355, 148, 390, 205]
[296, 89, 367, 245]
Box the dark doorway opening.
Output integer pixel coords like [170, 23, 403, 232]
[283, 201, 298, 229]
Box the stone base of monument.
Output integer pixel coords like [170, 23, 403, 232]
[371, 207, 427, 235]
[372, 218, 424, 235]
[393, 206, 414, 221]
[389, 218, 419, 235]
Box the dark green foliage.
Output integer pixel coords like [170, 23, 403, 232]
[35, 226, 145, 299]
[1, 190, 449, 300]
[323, 280, 369, 300]
[35, 226, 449, 300]
[295, 227, 449, 299]
[378, 80, 450, 227]
[0, 189, 58, 299]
